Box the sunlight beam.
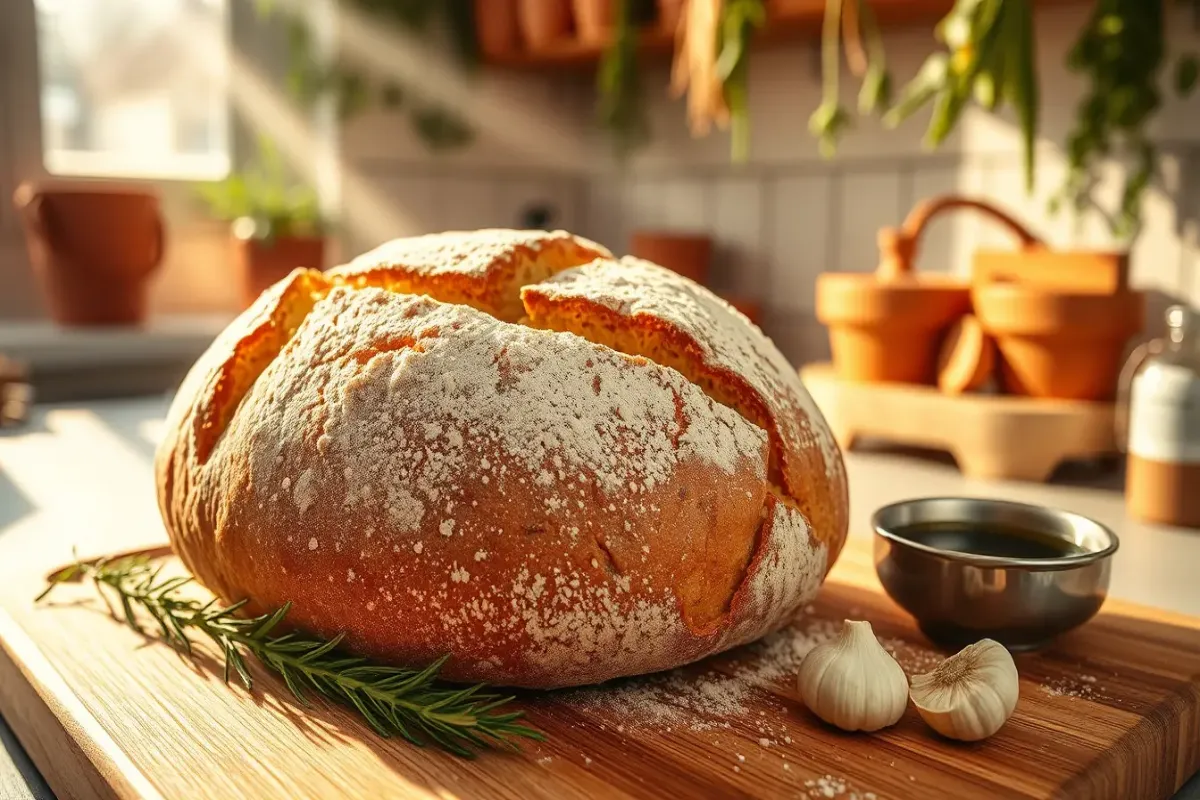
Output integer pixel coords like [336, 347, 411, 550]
[264, 0, 595, 172]
[178, 6, 431, 251]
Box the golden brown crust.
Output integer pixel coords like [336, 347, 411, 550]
[329, 229, 611, 321]
[521, 257, 849, 565]
[155, 230, 845, 689]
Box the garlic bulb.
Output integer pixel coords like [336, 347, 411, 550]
[796, 620, 909, 732]
[909, 639, 1019, 741]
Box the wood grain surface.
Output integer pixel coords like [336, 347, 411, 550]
[1, 511, 1198, 800]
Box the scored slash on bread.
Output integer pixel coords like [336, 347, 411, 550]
[521, 257, 848, 565]
[155, 230, 848, 688]
[333, 228, 613, 322]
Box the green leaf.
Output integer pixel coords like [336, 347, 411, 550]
[1002, 0, 1038, 193]
[973, 70, 999, 110]
[598, 0, 650, 158]
[858, 64, 892, 115]
[410, 106, 475, 151]
[883, 53, 949, 128]
[927, 0, 1006, 147]
[717, 0, 766, 161]
[925, 81, 969, 148]
[809, 102, 852, 157]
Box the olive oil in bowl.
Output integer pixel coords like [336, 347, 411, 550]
[872, 497, 1120, 650]
[891, 520, 1086, 560]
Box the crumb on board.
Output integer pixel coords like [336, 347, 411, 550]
[803, 774, 877, 799]
[1041, 675, 1105, 700]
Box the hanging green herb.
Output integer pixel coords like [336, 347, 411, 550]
[1056, 0, 1172, 237]
[811, 0, 894, 157]
[852, 0, 892, 116]
[878, 0, 1038, 192]
[670, 0, 769, 159]
[598, 0, 651, 157]
[717, 0, 767, 161]
[816, 0, 1200, 239]
[810, 0, 851, 157]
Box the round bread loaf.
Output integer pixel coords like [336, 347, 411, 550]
[155, 229, 848, 688]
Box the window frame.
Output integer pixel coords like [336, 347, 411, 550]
[0, 0, 246, 321]
[2, 0, 42, 239]
[1, 0, 241, 213]
[0, 0, 342, 321]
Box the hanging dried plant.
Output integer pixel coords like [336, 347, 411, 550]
[670, 0, 765, 159]
[671, 0, 730, 137]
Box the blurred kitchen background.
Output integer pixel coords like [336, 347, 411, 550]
[1, 0, 1199, 494]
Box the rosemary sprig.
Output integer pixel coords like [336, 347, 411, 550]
[37, 555, 542, 758]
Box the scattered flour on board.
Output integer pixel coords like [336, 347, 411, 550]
[1041, 674, 1106, 700]
[563, 616, 843, 731]
[563, 615, 946, 734]
[804, 774, 877, 799]
[879, 637, 944, 674]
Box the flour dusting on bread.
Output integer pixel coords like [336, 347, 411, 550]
[155, 229, 846, 689]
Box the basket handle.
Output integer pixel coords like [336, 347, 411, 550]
[876, 195, 1043, 280]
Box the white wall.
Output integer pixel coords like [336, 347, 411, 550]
[333, 59, 596, 257]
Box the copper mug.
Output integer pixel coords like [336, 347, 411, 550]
[13, 181, 165, 325]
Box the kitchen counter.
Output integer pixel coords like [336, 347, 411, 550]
[0, 396, 1197, 799]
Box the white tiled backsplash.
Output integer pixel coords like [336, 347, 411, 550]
[6, 3, 1197, 364]
[339, 3, 1200, 364]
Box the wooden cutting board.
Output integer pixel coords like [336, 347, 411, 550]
[1, 526, 1199, 800]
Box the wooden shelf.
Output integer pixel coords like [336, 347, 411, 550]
[484, 25, 672, 70]
[484, 0, 958, 70]
[484, 0, 1081, 71]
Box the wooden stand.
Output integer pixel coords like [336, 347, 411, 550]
[800, 363, 1117, 482]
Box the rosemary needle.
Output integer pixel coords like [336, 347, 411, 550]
[37, 555, 543, 758]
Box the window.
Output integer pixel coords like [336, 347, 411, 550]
[34, 0, 230, 180]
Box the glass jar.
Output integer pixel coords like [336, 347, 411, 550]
[1118, 305, 1200, 527]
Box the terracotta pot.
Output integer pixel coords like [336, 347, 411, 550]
[817, 274, 970, 384]
[517, 0, 572, 50]
[572, 0, 612, 43]
[13, 181, 164, 326]
[475, 0, 520, 57]
[816, 195, 1035, 384]
[974, 284, 1144, 401]
[630, 231, 712, 285]
[233, 234, 326, 307]
[658, 0, 684, 33]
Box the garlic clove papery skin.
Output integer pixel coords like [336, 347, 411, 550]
[796, 619, 909, 732]
[909, 639, 1019, 742]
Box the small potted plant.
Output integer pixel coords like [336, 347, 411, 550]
[196, 139, 327, 307]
